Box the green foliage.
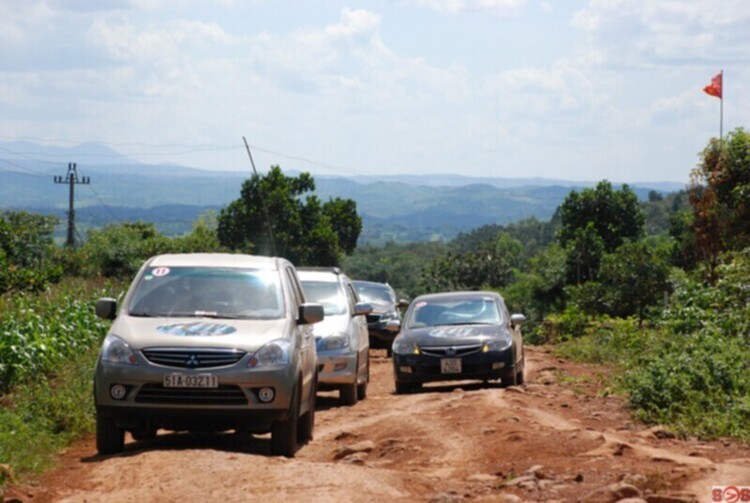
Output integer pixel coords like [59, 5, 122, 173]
[421, 234, 523, 292]
[558, 180, 645, 253]
[686, 128, 750, 279]
[217, 166, 361, 266]
[564, 222, 605, 284]
[0, 280, 113, 391]
[569, 241, 672, 324]
[0, 211, 62, 293]
[342, 241, 448, 299]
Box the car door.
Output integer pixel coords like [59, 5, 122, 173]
[346, 281, 369, 376]
[285, 267, 315, 401]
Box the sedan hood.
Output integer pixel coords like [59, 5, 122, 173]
[109, 315, 290, 352]
[401, 324, 511, 346]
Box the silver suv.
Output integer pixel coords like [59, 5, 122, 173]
[93, 253, 322, 458]
[297, 268, 372, 405]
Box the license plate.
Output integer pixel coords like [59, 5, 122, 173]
[440, 358, 462, 374]
[163, 373, 218, 388]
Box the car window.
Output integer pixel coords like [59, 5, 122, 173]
[301, 280, 348, 316]
[128, 266, 284, 319]
[354, 283, 395, 304]
[407, 297, 502, 328]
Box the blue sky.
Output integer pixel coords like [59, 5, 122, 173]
[1, 0, 747, 183]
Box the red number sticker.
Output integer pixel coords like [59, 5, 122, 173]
[152, 267, 170, 277]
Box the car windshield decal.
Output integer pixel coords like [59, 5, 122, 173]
[156, 322, 237, 337]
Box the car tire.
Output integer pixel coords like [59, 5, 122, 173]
[271, 385, 300, 458]
[357, 355, 369, 400]
[386, 346, 393, 358]
[396, 381, 414, 395]
[298, 374, 316, 445]
[130, 427, 157, 441]
[96, 414, 125, 455]
[340, 380, 358, 406]
[501, 367, 518, 388]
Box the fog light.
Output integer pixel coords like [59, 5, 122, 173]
[258, 387, 275, 403]
[492, 362, 505, 370]
[333, 362, 347, 371]
[399, 366, 412, 374]
[110, 384, 127, 400]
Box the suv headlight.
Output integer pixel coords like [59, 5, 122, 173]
[248, 339, 291, 368]
[380, 310, 399, 323]
[101, 334, 138, 365]
[392, 338, 419, 355]
[483, 338, 512, 353]
[318, 333, 350, 351]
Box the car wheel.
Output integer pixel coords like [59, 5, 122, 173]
[396, 381, 414, 395]
[386, 345, 393, 358]
[340, 379, 358, 406]
[130, 427, 157, 441]
[516, 368, 525, 385]
[298, 374, 316, 445]
[357, 355, 369, 400]
[501, 367, 518, 388]
[96, 414, 125, 455]
[271, 385, 300, 457]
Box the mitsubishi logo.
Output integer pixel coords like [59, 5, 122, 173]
[446, 347, 457, 356]
[185, 354, 201, 367]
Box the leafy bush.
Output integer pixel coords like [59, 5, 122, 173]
[0, 280, 113, 392]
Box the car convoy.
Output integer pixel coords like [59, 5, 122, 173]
[93, 253, 526, 458]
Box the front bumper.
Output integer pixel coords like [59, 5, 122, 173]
[94, 357, 297, 433]
[392, 349, 515, 384]
[316, 351, 358, 386]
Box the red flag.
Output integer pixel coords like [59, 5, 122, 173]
[703, 72, 722, 99]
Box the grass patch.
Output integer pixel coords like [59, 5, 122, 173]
[0, 343, 99, 475]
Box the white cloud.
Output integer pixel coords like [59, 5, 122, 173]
[402, 0, 525, 14]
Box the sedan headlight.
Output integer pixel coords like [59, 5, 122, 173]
[483, 338, 513, 353]
[392, 338, 420, 355]
[101, 334, 138, 365]
[248, 339, 291, 368]
[318, 333, 350, 351]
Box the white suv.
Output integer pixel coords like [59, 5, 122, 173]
[297, 268, 372, 405]
[93, 253, 322, 457]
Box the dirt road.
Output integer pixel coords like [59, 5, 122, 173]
[6, 347, 750, 502]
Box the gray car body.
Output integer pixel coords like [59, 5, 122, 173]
[94, 253, 319, 439]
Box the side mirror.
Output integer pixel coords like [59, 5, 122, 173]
[354, 302, 373, 316]
[299, 303, 325, 325]
[510, 313, 526, 328]
[385, 319, 401, 333]
[95, 298, 118, 320]
[398, 299, 410, 309]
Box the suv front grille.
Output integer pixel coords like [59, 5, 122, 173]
[142, 348, 246, 369]
[366, 314, 382, 324]
[135, 384, 248, 405]
[419, 344, 482, 358]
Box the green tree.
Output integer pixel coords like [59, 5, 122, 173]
[688, 128, 750, 280]
[565, 222, 605, 285]
[217, 166, 361, 266]
[0, 211, 62, 293]
[558, 180, 645, 253]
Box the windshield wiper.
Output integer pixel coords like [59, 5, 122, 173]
[438, 321, 495, 326]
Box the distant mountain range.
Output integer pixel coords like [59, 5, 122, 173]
[0, 141, 687, 244]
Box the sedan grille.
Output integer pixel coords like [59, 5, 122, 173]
[419, 344, 482, 358]
[135, 384, 248, 406]
[142, 348, 246, 369]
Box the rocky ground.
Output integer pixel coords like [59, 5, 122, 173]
[5, 346, 750, 502]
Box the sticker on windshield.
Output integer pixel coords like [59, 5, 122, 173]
[415, 301, 427, 309]
[152, 267, 171, 277]
[429, 327, 476, 338]
[157, 322, 237, 337]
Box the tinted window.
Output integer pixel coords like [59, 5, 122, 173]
[354, 283, 395, 304]
[406, 297, 502, 328]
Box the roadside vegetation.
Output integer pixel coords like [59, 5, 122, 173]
[1, 130, 749, 489]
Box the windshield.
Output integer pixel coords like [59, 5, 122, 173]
[354, 283, 395, 305]
[406, 297, 502, 329]
[128, 266, 284, 319]
[301, 280, 347, 316]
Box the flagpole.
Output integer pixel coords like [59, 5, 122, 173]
[720, 69, 723, 140]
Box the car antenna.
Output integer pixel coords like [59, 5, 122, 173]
[243, 136, 277, 256]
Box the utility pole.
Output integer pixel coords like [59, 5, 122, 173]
[53, 163, 90, 247]
[242, 136, 277, 256]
